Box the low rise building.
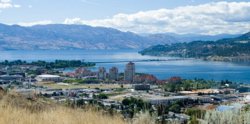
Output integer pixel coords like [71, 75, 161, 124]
[0, 75, 23, 82]
[180, 89, 220, 95]
[36, 74, 62, 82]
[146, 95, 189, 105]
[133, 84, 150, 91]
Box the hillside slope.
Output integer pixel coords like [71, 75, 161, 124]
[140, 32, 250, 63]
[0, 24, 175, 50]
[0, 23, 239, 50]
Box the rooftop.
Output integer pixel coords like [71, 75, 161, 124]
[37, 74, 60, 78]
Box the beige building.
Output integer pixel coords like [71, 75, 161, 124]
[124, 62, 135, 83]
[98, 67, 106, 80]
[109, 67, 118, 81]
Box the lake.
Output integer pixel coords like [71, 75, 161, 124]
[0, 50, 250, 83]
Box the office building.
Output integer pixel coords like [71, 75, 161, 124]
[98, 67, 106, 80]
[109, 67, 119, 81]
[124, 62, 135, 82]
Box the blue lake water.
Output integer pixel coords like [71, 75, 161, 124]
[0, 50, 249, 83]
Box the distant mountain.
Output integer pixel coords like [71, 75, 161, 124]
[143, 34, 179, 44]
[0, 23, 241, 50]
[0, 24, 177, 50]
[140, 32, 250, 63]
[144, 33, 240, 43]
[237, 32, 250, 40]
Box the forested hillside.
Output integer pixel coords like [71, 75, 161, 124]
[140, 32, 250, 63]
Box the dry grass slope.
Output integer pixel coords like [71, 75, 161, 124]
[0, 90, 155, 124]
[0, 92, 125, 124]
[201, 110, 250, 124]
[0, 106, 125, 124]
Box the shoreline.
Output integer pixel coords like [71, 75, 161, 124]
[139, 53, 250, 66]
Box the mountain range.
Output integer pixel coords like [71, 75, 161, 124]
[0, 23, 240, 50]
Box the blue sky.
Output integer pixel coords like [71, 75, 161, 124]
[1, 0, 250, 34]
[1, 0, 246, 23]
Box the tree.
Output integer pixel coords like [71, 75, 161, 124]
[169, 103, 181, 113]
[189, 116, 199, 124]
[95, 93, 108, 99]
[122, 98, 131, 106]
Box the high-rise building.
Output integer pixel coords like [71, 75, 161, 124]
[98, 67, 106, 80]
[109, 67, 118, 81]
[124, 62, 135, 82]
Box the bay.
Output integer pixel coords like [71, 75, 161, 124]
[0, 50, 249, 83]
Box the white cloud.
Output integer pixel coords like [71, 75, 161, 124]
[0, 0, 20, 9]
[18, 20, 53, 27]
[64, 18, 82, 25]
[64, 2, 250, 35]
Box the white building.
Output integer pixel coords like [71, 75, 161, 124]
[147, 96, 189, 105]
[36, 74, 62, 82]
[245, 95, 250, 103]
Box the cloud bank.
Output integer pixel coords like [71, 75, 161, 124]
[0, 0, 20, 9]
[18, 20, 53, 27]
[64, 2, 250, 35]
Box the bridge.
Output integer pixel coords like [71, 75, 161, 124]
[92, 58, 190, 64]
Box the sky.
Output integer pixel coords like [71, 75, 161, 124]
[0, 0, 250, 35]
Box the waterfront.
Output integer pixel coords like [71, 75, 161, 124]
[0, 50, 250, 83]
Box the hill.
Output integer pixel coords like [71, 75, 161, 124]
[0, 23, 239, 50]
[0, 24, 175, 50]
[144, 33, 239, 43]
[140, 32, 250, 63]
